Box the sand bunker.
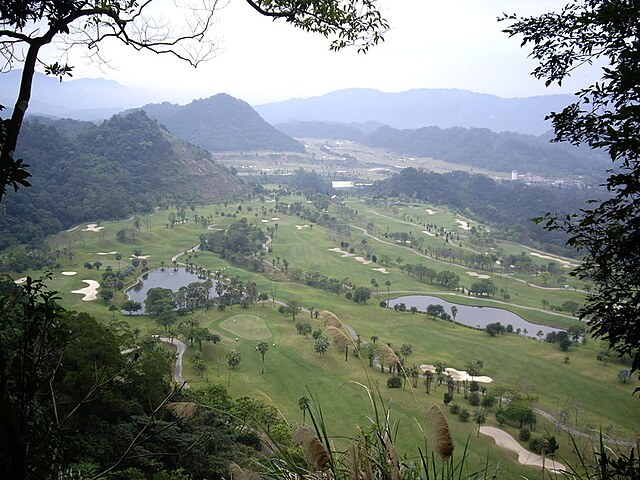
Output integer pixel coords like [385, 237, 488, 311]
[82, 224, 105, 232]
[455, 219, 471, 230]
[14, 277, 27, 284]
[422, 230, 436, 237]
[261, 219, 269, 223]
[271, 217, 280, 220]
[371, 267, 389, 274]
[425, 209, 436, 215]
[96, 251, 118, 255]
[467, 271, 491, 279]
[530, 252, 579, 269]
[61, 271, 77, 276]
[354, 256, 372, 265]
[420, 364, 493, 383]
[130, 255, 150, 259]
[328, 247, 355, 258]
[71, 280, 100, 301]
[296, 224, 310, 230]
[481, 427, 566, 473]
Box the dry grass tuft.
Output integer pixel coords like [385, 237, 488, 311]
[228, 462, 262, 480]
[428, 405, 454, 460]
[166, 402, 198, 420]
[385, 443, 401, 480]
[326, 325, 351, 350]
[378, 344, 401, 370]
[293, 425, 332, 471]
[320, 310, 342, 328]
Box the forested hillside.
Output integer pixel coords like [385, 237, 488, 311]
[0, 111, 246, 248]
[372, 168, 606, 253]
[363, 126, 609, 178]
[138, 94, 305, 152]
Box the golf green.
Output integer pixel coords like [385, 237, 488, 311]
[220, 315, 271, 340]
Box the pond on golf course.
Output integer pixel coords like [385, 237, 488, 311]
[126, 268, 219, 313]
[386, 295, 562, 337]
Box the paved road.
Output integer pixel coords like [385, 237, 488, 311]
[159, 337, 189, 388]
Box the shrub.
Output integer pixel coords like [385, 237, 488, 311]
[459, 409, 470, 422]
[481, 395, 495, 409]
[450, 404, 461, 415]
[387, 376, 402, 389]
[519, 428, 531, 442]
[443, 392, 453, 405]
[469, 392, 480, 406]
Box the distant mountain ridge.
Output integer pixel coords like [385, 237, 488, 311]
[136, 94, 305, 153]
[275, 121, 609, 179]
[256, 88, 575, 135]
[0, 70, 157, 120]
[0, 111, 246, 248]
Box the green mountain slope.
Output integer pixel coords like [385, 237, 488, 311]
[139, 94, 305, 152]
[0, 111, 246, 248]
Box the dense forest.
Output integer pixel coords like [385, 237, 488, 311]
[138, 94, 305, 153]
[0, 111, 245, 248]
[372, 168, 606, 253]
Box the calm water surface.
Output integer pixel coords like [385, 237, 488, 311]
[126, 268, 218, 313]
[386, 295, 562, 337]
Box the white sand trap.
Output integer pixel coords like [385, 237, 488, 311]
[14, 277, 27, 284]
[295, 224, 310, 230]
[61, 271, 77, 276]
[130, 255, 150, 259]
[96, 251, 118, 255]
[480, 427, 566, 473]
[422, 230, 436, 237]
[425, 209, 436, 215]
[271, 217, 280, 220]
[207, 225, 220, 230]
[371, 267, 389, 274]
[329, 247, 355, 257]
[529, 252, 579, 269]
[419, 365, 493, 383]
[455, 219, 471, 230]
[82, 224, 105, 232]
[354, 256, 372, 265]
[466, 271, 491, 279]
[261, 219, 269, 223]
[71, 280, 100, 301]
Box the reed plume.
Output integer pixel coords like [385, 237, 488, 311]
[428, 404, 454, 460]
[293, 425, 332, 471]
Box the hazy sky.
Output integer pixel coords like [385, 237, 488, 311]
[41, 0, 600, 105]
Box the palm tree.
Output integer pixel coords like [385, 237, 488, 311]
[474, 407, 488, 437]
[256, 341, 269, 374]
[385, 280, 391, 295]
[450, 305, 458, 322]
[298, 395, 310, 424]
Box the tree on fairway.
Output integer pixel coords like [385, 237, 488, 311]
[474, 407, 488, 437]
[399, 343, 413, 363]
[121, 300, 142, 315]
[226, 349, 241, 370]
[256, 341, 269, 374]
[504, 1, 640, 386]
[450, 305, 458, 321]
[298, 395, 310, 424]
[314, 335, 330, 357]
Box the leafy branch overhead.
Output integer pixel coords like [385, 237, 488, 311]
[0, 0, 388, 201]
[503, 0, 640, 386]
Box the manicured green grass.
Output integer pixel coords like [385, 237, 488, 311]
[220, 315, 272, 340]
[6, 197, 637, 476]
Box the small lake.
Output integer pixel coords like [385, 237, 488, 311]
[386, 295, 562, 337]
[126, 268, 218, 313]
